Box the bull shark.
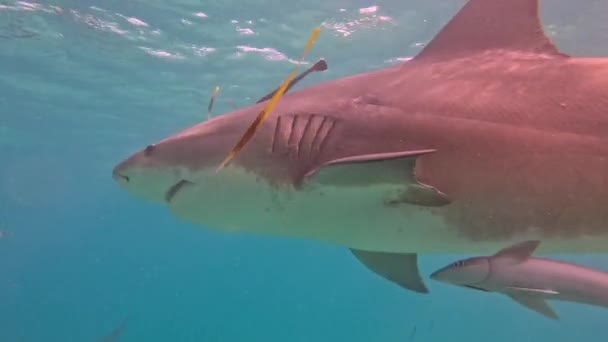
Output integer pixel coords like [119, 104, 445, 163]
[112, 0, 608, 295]
[430, 240, 608, 320]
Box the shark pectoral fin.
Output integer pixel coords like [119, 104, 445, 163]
[386, 183, 450, 207]
[492, 240, 541, 265]
[303, 149, 449, 207]
[507, 294, 560, 320]
[303, 149, 436, 186]
[350, 249, 428, 294]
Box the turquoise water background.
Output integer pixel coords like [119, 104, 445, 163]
[2, 0, 608, 340]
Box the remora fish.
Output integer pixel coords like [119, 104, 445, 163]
[430, 240, 608, 320]
[112, 0, 608, 294]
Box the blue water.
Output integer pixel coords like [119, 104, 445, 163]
[2, 0, 608, 341]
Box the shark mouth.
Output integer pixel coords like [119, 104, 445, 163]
[165, 179, 195, 203]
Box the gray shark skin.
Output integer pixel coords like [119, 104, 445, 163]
[430, 240, 608, 320]
[112, 0, 608, 295]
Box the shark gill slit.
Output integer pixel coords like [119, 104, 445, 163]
[309, 115, 328, 155]
[314, 117, 336, 157]
[286, 115, 298, 154]
[297, 115, 314, 158]
[270, 116, 283, 153]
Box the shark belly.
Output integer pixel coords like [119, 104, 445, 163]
[166, 167, 447, 251]
[165, 166, 608, 255]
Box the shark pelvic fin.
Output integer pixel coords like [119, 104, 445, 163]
[492, 240, 540, 265]
[507, 293, 560, 320]
[350, 249, 428, 294]
[413, 0, 569, 62]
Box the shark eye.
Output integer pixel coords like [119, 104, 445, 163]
[144, 144, 156, 156]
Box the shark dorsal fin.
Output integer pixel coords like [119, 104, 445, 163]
[413, 0, 568, 62]
[492, 240, 541, 264]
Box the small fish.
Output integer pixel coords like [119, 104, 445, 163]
[216, 26, 321, 172]
[98, 317, 128, 342]
[409, 325, 417, 340]
[207, 85, 220, 120]
[228, 98, 238, 110]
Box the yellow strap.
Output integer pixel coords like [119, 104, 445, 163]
[216, 27, 321, 172]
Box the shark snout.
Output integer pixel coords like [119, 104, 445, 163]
[429, 269, 450, 283]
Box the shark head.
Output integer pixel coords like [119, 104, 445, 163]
[112, 107, 262, 205]
[429, 256, 491, 287]
[111, 74, 393, 232]
[112, 59, 335, 202]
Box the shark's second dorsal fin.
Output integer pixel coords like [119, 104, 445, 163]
[412, 0, 569, 62]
